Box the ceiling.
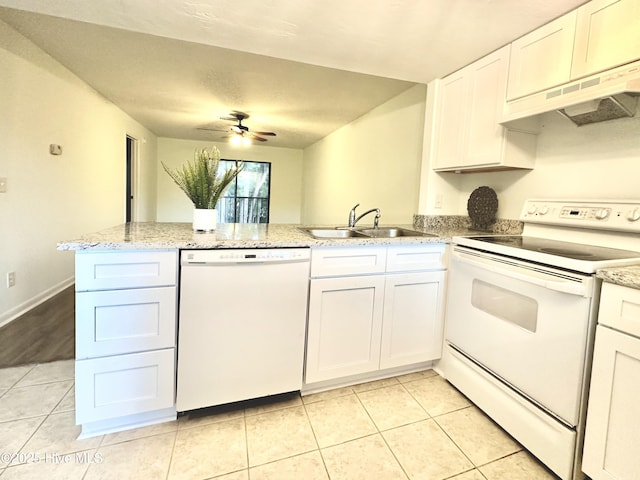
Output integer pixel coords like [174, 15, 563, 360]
[0, 0, 587, 149]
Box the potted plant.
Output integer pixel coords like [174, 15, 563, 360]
[162, 146, 243, 231]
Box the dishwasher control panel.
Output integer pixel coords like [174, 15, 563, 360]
[182, 248, 310, 265]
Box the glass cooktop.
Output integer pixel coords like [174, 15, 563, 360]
[464, 235, 640, 262]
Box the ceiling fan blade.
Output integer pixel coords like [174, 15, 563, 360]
[254, 131, 277, 136]
[197, 127, 227, 132]
[252, 135, 268, 142]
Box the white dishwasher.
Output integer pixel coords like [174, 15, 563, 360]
[176, 248, 310, 412]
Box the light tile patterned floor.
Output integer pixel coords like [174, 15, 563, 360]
[0, 360, 559, 479]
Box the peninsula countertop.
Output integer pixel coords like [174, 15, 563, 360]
[58, 222, 478, 251]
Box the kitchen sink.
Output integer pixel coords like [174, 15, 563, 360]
[302, 228, 367, 239]
[357, 227, 435, 238]
[301, 227, 434, 239]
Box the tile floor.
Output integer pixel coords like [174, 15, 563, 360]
[0, 360, 559, 480]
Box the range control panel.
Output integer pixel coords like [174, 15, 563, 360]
[521, 199, 640, 232]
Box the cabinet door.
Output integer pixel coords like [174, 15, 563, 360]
[431, 72, 469, 171]
[572, 0, 640, 79]
[305, 275, 385, 383]
[507, 11, 577, 100]
[582, 325, 640, 480]
[466, 46, 510, 167]
[75, 348, 176, 424]
[380, 271, 445, 369]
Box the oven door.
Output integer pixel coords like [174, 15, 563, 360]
[445, 246, 596, 426]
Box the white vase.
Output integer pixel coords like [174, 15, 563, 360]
[193, 208, 217, 232]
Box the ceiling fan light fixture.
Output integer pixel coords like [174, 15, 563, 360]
[229, 133, 251, 146]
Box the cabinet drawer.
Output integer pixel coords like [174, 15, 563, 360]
[75, 348, 175, 424]
[76, 250, 177, 291]
[76, 287, 177, 359]
[599, 283, 640, 337]
[311, 247, 387, 278]
[386, 245, 447, 272]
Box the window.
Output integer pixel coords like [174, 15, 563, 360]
[217, 160, 271, 223]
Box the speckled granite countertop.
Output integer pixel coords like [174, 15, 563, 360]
[597, 265, 640, 290]
[57, 215, 524, 251]
[57, 222, 469, 251]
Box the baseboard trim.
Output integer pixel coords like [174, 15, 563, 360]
[0, 276, 75, 329]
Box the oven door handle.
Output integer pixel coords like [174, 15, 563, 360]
[452, 250, 593, 297]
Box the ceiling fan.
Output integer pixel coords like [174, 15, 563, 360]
[199, 111, 277, 143]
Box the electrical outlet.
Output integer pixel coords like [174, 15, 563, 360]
[435, 194, 443, 209]
[7, 272, 15, 288]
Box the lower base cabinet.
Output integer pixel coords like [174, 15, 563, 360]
[305, 245, 447, 386]
[582, 283, 640, 480]
[74, 249, 178, 437]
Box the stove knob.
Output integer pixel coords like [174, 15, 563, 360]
[595, 208, 610, 220]
[539, 206, 549, 215]
[527, 205, 538, 215]
[627, 207, 640, 222]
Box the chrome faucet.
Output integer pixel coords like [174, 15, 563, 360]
[348, 203, 381, 228]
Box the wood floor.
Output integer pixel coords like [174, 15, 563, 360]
[0, 285, 75, 368]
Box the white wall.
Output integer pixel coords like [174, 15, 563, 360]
[0, 19, 158, 325]
[156, 138, 303, 223]
[454, 112, 640, 219]
[301, 84, 427, 225]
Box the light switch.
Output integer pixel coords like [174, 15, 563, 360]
[0, 177, 6, 193]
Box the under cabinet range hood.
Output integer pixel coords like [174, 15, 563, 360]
[501, 59, 640, 126]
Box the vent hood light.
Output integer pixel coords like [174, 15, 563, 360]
[501, 60, 640, 126]
[557, 94, 637, 126]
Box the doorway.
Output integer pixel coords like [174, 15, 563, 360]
[125, 135, 137, 222]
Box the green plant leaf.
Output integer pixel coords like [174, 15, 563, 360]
[162, 146, 243, 210]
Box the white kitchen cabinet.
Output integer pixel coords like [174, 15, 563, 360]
[74, 249, 178, 437]
[506, 0, 640, 103]
[583, 283, 640, 480]
[380, 271, 445, 369]
[305, 275, 385, 383]
[430, 45, 537, 172]
[507, 11, 577, 101]
[305, 245, 447, 387]
[572, 0, 640, 79]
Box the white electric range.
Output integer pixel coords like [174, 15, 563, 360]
[444, 199, 640, 480]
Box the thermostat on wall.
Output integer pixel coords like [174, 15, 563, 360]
[49, 144, 63, 155]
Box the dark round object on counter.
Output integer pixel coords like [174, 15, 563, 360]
[467, 186, 498, 230]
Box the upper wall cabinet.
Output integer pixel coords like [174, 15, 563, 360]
[507, 11, 577, 101]
[429, 45, 537, 172]
[507, 0, 640, 101]
[572, 0, 640, 79]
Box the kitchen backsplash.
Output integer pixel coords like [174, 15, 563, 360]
[413, 214, 523, 235]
